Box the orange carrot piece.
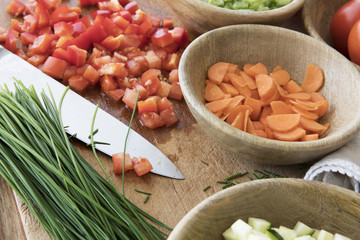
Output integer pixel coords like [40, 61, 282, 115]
[301, 134, 319, 141]
[252, 121, 264, 130]
[254, 129, 268, 138]
[261, 106, 272, 118]
[228, 72, 247, 88]
[311, 100, 328, 118]
[244, 97, 262, 120]
[264, 127, 274, 139]
[213, 111, 222, 118]
[270, 100, 293, 114]
[301, 64, 324, 92]
[244, 109, 250, 132]
[255, 74, 277, 101]
[226, 105, 253, 124]
[285, 92, 311, 101]
[266, 113, 301, 132]
[272, 65, 283, 73]
[226, 63, 238, 74]
[205, 98, 232, 113]
[270, 69, 291, 86]
[237, 85, 252, 98]
[231, 111, 245, 130]
[273, 77, 288, 97]
[208, 62, 229, 85]
[205, 81, 226, 102]
[222, 95, 245, 117]
[246, 117, 256, 134]
[219, 82, 239, 96]
[273, 127, 306, 141]
[261, 89, 280, 107]
[247, 62, 268, 78]
[283, 80, 303, 93]
[239, 71, 257, 90]
[243, 63, 254, 76]
[300, 116, 327, 133]
[251, 89, 260, 100]
[289, 100, 318, 111]
[291, 105, 319, 120]
[310, 91, 325, 101]
[319, 123, 330, 136]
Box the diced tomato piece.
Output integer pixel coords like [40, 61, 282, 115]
[15, 48, 27, 60]
[55, 35, 72, 48]
[83, 65, 100, 86]
[100, 75, 117, 92]
[141, 69, 161, 95]
[5, 28, 19, 53]
[122, 88, 139, 109]
[126, 59, 142, 77]
[7, 0, 26, 17]
[85, 23, 108, 44]
[66, 45, 87, 67]
[140, 112, 165, 129]
[103, 17, 123, 37]
[36, 0, 61, 10]
[68, 74, 89, 92]
[162, 18, 174, 29]
[153, 48, 168, 61]
[20, 32, 36, 46]
[144, 50, 162, 69]
[168, 69, 179, 83]
[90, 9, 111, 19]
[38, 26, 53, 35]
[27, 54, 47, 67]
[134, 83, 149, 100]
[157, 97, 174, 112]
[133, 157, 153, 176]
[50, 5, 79, 25]
[62, 65, 77, 85]
[113, 153, 134, 175]
[119, 10, 131, 21]
[107, 88, 125, 101]
[10, 19, 24, 33]
[76, 16, 91, 28]
[118, 0, 129, 6]
[23, 14, 38, 33]
[124, 1, 138, 14]
[52, 47, 68, 61]
[54, 21, 73, 36]
[76, 64, 89, 75]
[112, 15, 130, 30]
[163, 42, 179, 54]
[28, 34, 52, 54]
[98, 1, 110, 10]
[41, 56, 69, 79]
[160, 107, 179, 127]
[63, 33, 92, 50]
[109, 0, 123, 12]
[121, 34, 141, 49]
[35, 4, 50, 29]
[139, 16, 154, 36]
[101, 35, 124, 51]
[170, 27, 188, 45]
[151, 28, 173, 48]
[155, 81, 171, 97]
[131, 9, 146, 25]
[168, 82, 183, 100]
[92, 55, 112, 68]
[124, 23, 139, 34]
[138, 98, 158, 115]
[72, 21, 87, 37]
[98, 62, 128, 77]
[79, 0, 98, 7]
[148, 14, 161, 28]
[163, 53, 180, 71]
[0, 28, 8, 43]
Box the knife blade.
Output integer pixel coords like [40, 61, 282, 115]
[0, 46, 184, 179]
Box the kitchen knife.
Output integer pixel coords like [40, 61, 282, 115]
[0, 45, 184, 179]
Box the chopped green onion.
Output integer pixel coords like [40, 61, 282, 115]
[143, 195, 150, 204]
[224, 172, 248, 181]
[203, 185, 211, 191]
[222, 182, 235, 189]
[135, 189, 152, 195]
[217, 180, 230, 184]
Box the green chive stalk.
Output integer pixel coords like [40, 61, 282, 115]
[0, 81, 169, 239]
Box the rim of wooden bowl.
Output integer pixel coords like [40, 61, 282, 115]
[179, 24, 360, 160]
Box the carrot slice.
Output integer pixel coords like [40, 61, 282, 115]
[208, 62, 229, 85]
[244, 109, 250, 132]
[244, 97, 262, 120]
[205, 98, 232, 113]
[246, 117, 256, 134]
[273, 77, 288, 97]
[254, 129, 268, 138]
[261, 106, 272, 118]
[239, 71, 257, 90]
[285, 92, 311, 101]
[270, 100, 293, 114]
[247, 62, 268, 78]
[231, 111, 245, 130]
[226, 105, 253, 124]
[273, 127, 306, 141]
[252, 121, 264, 130]
[266, 113, 301, 132]
[272, 65, 283, 73]
[291, 105, 319, 120]
[204, 81, 225, 102]
[300, 116, 327, 133]
[289, 100, 318, 111]
[319, 123, 330, 136]
[237, 85, 252, 98]
[250, 89, 260, 99]
[219, 82, 239, 96]
[255, 74, 277, 101]
[243, 63, 254, 75]
[301, 134, 319, 141]
[311, 100, 328, 118]
[222, 95, 245, 117]
[226, 63, 238, 74]
[264, 127, 274, 139]
[301, 64, 324, 92]
[227, 72, 247, 88]
[283, 80, 303, 93]
[261, 89, 280, 107]
[270, 69, 291, 85]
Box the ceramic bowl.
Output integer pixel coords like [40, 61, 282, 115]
[168, 178, 360, 239]
[167, 0, 305, 33]
[178, 24, 360, 165]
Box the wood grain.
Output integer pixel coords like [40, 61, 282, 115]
[0, 1, 311, 239]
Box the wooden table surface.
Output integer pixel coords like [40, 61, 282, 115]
[0, 1, 310, 239]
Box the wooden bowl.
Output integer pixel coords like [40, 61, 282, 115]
[168, 178, 360, 239]
[178, 24, 360, 165]
[166, 0, 305, 34]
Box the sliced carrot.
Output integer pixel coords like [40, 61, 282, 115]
[300, 116, 327, 133]
[273, 127, 306, 141]
[213, 111, 222, 117]
[222, 95, 245, 117]
[270, 100, 293, 114]
[246, 117, 256, 134]
[251, 89, 260, 100]
[270, 69, 291, 86]
[266, 113, 301, 132]
[319, 123, 330, 136]
[243, 63, 254, 76]
[231, 111, 245, 130]
[283, 80, 303, 93]
[301, 64, 324, 92]
[244, 97, 262, 120]
[311, 100, 328, 118]
[227, 72, 247, 88]
[226, 105, 253, 124]
[273, 77, 288, 97]
[301, 134, 319, 141]
[247, 62, 268, 78]
[205, 98, 232, 113]
[237, 85, 252, 98]
[255, 74, 277, 101]
[260, 117, 268, 128]
[310, 91, 325, 101]
[252, 121, 264, 130]
[226, 63, 238, 74]
[219, 82, 239, 96]
[254, 129, 268, 138]
[244, 109, 250, 132]
[285, 92, 311, 101]
[291, 105, 319, 120]
[239, 71, 257, 90]
[204, 81, 225, 102]
[272, 65, 283, 73]
[261, 106, 272, 118]
[264, 127, 274, 139]
[289, 100, 318, 111]
[208, 62, 229, 85]
[261, 89, 280, 107]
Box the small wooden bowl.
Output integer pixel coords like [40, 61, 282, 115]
[179, 24, 360, 165]
[168, 179, 360, 239]
[167, 0, 305, 33]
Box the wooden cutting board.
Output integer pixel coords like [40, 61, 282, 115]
[0, 1, 309, 239]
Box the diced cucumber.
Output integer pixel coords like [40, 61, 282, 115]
[266, 229, 284, 240]
[231, 219, 253, 240]
[312, 229, 320, 238]
[278, 226, 297, 240]
[223, 228, 239, 240]
[333, 233, 352, 240]
[294, 236, 315, 240]
[293, 222, 315, 236]
[248, 230, 272, 240]
[248, 217, 272, 233]
[317, 230, 334, 240]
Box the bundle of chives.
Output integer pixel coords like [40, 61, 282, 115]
[0, 81, 169, 239]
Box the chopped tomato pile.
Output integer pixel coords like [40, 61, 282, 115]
[205, 62, 330, 142]
[112, 152, 153, 176]
[1, 0, 191, 129]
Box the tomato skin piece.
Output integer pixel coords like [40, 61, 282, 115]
[113, 153, 134, 175]
[41, 56, 69, 79]
[133, 157, 153, 176]
[7, 0, 26, 17]
[348, 19, 360, 65]
[330, 0, 360, 57]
